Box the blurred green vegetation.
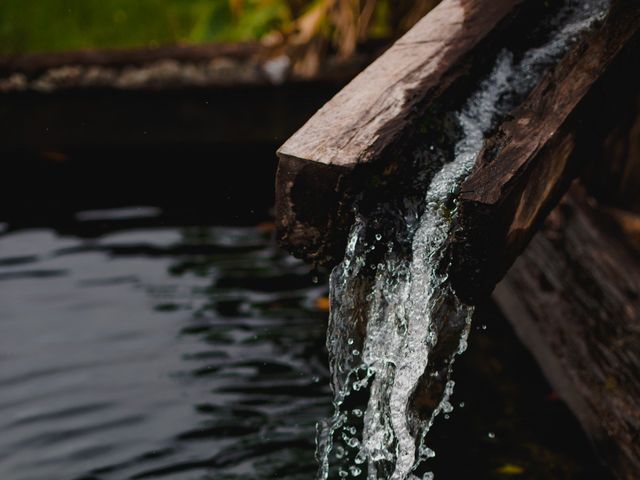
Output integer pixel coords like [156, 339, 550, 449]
[0, 0, 292, 54]
[0, 0, 437, 56]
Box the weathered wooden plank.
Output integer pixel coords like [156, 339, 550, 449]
[494, 188, 640, 480]
[276, 0, 523, 262]
[278, 0, 521, 168]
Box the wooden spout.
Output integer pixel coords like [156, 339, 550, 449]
[276, 0, 640, 300]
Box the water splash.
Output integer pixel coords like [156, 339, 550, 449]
[318, 1, 609, 479]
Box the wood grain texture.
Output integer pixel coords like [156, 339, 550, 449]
[450, 0, 640, 300]
[494, 189, 640, 480]
[276, 0, 639, 280]
[278, 0, 521, 168]
[276, 0, 522, 263]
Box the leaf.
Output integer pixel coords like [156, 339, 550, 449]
[496, 464, 525, 475]
[314, 296, 330, 312]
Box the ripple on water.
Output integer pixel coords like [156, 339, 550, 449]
[0, 220, 331, 480]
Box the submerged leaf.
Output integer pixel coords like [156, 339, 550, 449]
[496, 464, 525, 475]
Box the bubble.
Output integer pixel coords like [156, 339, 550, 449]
[347, 437, 360, 448]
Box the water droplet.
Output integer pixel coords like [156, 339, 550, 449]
[375, 234, 382, 241]
[420, 446, 436, 458]
[487, 432, 496, 439]
[349, 466, 362, 477]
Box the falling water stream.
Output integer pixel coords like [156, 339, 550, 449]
[318, 1, 610, 479]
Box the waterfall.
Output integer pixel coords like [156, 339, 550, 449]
[316, 1, 610, 479]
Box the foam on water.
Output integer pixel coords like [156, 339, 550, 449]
[318, 1, 609, 479]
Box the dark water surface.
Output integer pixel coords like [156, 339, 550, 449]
[0, 207, 609, 480]
[0, 209, 330, 480]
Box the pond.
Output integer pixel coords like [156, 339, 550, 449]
[0, 194, 610, 480]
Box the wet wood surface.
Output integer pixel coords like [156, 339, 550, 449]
[494, 188, 640, 480]
[276, 0, 640, 274]
[450, 0, 640, 300]
[277, 0, 523, 263]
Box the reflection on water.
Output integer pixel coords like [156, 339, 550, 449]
[0, 207, 611, 480]
[0, 211, 330, 480]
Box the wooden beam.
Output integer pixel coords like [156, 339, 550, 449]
[494, 188, 640, 480]
[276, 0, 640, 276]
[276, 0, 523, 262]
[278, 0, 522, 168]
[450, 0, 640, 301]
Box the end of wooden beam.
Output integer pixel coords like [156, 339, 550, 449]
[275, 154, 352, 265]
